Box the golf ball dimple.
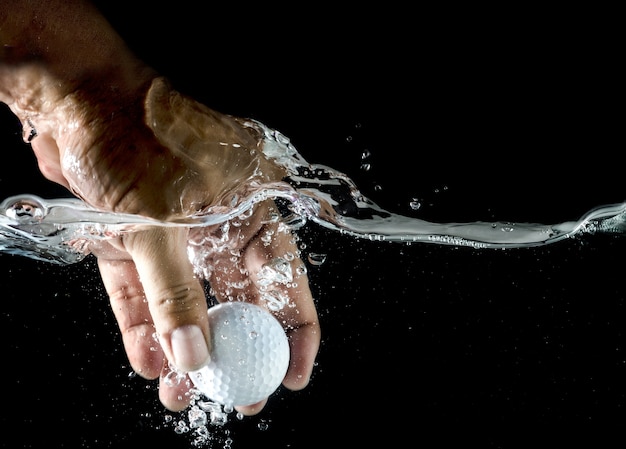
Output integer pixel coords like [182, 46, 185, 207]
[188, 301, 290, 407]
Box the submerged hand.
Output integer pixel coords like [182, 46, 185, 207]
[91, 192, 320, 414]
[0, 0, 320, 414]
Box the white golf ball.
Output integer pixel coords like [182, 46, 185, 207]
[188, 301, 290, 407]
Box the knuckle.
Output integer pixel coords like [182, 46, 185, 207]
[153, 282, 204, 316]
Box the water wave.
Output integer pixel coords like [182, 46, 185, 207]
[1, 120, 624, 265]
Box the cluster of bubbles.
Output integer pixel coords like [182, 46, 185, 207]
[161, 359, 282, 448]
[165, 388, 237, 448]
[159, 361, 238, 447]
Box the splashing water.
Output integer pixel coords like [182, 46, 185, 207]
[159, 360, 239, 447]
[1, 118, 625, 447]
[168, 388, 238, 448]
[1, 119, 625, 270]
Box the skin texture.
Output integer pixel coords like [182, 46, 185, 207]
[0, 0, 320, 414]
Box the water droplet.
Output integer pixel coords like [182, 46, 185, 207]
[307, 253, 327, 266]
[409, 198, 421, 210]
[163, 369, 186, 387]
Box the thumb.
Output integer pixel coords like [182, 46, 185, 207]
[124, 226, 210, 372]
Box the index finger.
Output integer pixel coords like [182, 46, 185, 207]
[122, 226, 210, 373]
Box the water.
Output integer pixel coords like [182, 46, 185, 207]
[1, 119, 625, 269]
[1, 118, 625, 447]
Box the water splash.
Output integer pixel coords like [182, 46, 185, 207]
[1, 118, 625, 268]
[2, 119, 625, 448]
[167, 388, 238, 448]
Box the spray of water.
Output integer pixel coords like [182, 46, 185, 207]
[1, 119, 624, 447]
[1, 119, 624, 268]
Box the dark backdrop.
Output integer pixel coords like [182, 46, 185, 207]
[1, 3, 624, 448]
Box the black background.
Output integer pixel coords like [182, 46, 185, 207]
[1, 3, 624, 448]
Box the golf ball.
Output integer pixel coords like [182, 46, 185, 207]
[188, 301, 290, 407]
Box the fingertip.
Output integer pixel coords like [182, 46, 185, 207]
[234, 398, 268, 416]
[282, 323, 321, 391]
[169, 324, 211, 372]
[159, 381, 192, 412]
[282, 368, 312, 391]
[121, 323, 165, 380]
[158, 365, 193, 412]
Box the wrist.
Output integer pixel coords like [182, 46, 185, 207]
[1, 0, 156, 109]
[2, 1, 132, 67]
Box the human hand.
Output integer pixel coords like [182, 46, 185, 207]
[0, 0, 320, 414]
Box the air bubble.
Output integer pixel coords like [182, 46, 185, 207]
[409, 198, 421, 210]
[5, 198, 45, 221]
[257, 257, 293, 287]
[307, 253, 327, 266]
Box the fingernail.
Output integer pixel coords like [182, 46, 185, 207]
[170, 325, 210, 371]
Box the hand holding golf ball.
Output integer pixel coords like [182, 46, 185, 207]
[188, 301, 290, 407]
